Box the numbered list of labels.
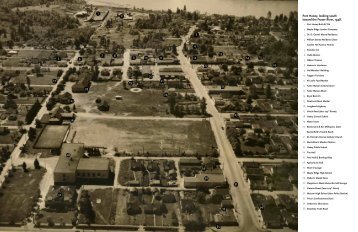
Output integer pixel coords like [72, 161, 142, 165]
[301, 14, 347, 211]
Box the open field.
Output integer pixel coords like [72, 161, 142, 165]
[12, 70, 59, 86]
[1, 50, 74, 67]
[72, 82, 169, 116]
[72, 117, 216, 155]
[0, 168, 46, 225]
[34, 125, 69, 149]
[213, 46, 242, 56]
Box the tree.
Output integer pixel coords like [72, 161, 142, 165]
[22, 162, 27, 172]
[267, 11, 272, 19]
[172, 44, 177, 55]
[7, 40, 14, 49]
[17, 120, 24, 131]
[168, 93, 176, 114]
[246, 95, 253, 105]
[26, 76, 31, 88]
[25, 100, 42, 124]
[57, 69, 63, 77]
[47, 217, 54, 227]
[183, 43, 188, 52]
[265, 84, 272, 99]
[221, 64, 228, 72]
[34, 158, 41, 169]
[34, 65, 41, 74]
[3, 98, 17, 109]
[92, 65, 99, 82]
[80, 193, 95, 224]
[247, 62, 254, 69]
[28, 127, 37, 141]
[200, 98, 207, 115]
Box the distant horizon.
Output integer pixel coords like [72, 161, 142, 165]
[86, 0, 297, 17]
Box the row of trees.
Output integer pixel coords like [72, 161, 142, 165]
[25, 99, 41, 124]
[167, 93, 207, 117]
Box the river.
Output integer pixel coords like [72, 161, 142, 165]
[86, 0, 297, 17]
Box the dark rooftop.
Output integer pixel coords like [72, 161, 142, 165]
[77, 158, 109, 171]
[54, 143, 84, 174]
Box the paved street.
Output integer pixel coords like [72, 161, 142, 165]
[178, 26, 264, 232]
[0, 51, 80, 184]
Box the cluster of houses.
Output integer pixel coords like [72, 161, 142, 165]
[227, 117, 298, 158]
[251, 193, 297, 229]
[242, 162, 295, 191]
[181, 189, 238, 227]
[40, 106, 75, 125]
[125, 158, 178, 187]
[129, 49, 179, 66]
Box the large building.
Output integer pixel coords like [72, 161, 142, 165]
[184, 174, 227, 188]
[76, 158, 110, 180]
[54, 143, 110, 185]
[54, 143, 83, 184]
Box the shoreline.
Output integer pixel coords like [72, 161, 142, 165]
[85, 0, 298, 17]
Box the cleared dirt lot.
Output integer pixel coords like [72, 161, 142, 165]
[71, 117, 216, 155]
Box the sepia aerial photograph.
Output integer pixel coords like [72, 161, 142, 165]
[0, 0, 298, 231]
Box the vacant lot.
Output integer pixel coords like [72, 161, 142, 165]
[35, 125, 69, 149]
[213, 46, 242, 56]
[2, 50, 53, 67]
[12, 70, 60, 86]
[2, 50, 74, 67]
[0, 168, 46, 225]
[73, 82, 169, 116]
[72, 117, 216, 155]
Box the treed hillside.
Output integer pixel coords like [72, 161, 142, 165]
[0, 0, 93, 49]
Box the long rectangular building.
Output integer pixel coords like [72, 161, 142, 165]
[184, 173, 227, 188]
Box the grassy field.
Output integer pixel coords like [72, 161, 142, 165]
[213, 46, 242, 57]
[12, 70, 60, 86]
[88, 188, 117, 225]
[35, 125, 69, 149]
[72, 117, 216, 155]
[73, 82, 169, 116]
[2, 50, 74, 67]
[0, 168, 46, 224]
